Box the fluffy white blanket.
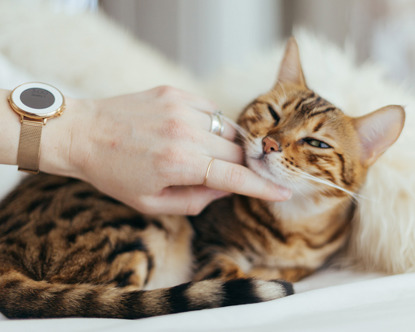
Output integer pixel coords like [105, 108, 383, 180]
[0, 2, 414, 329]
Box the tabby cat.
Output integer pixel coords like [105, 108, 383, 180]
[0, 38, 405, 319]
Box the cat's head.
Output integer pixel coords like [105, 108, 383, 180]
[238, 38, 405, 198]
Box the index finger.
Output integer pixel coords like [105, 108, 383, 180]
[202, 158, 292, 201]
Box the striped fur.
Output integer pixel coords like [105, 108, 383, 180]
[0, 175, 292, 319]
[0, 268, 291, 319]
[0, 38, 403, 319]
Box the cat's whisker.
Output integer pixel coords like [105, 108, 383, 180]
[234, 135, 254, 147]
[290, 181, 311, 200]
[295, 169, 367, 201]
[232, 124, 251, 143]
[293, 178, 321, 200]
[298, 171, 353, 197]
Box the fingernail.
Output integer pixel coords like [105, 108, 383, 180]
[274, 186, 292, 200]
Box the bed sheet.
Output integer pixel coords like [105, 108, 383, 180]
[1, 269, 414, 332]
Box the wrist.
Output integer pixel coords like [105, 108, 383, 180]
[40, 97, 97, 180]
[0, 89, 20, 166]
[1, 86, 97, 180]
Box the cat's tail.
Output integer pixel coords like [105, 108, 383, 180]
[0, 269, 293, 319]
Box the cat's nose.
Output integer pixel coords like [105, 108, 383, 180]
[262, 137, 281, 154]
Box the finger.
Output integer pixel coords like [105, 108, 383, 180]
[179, 92, 219, 113]
[198, 132, 244, 164]
[162, 143, 243, 185]
[199, 157, 292, 201]
[185, 107, 237, 141]
[167, 155, 292, 201]
[183, 97, 218, 114]
[136, 186, 231, 215]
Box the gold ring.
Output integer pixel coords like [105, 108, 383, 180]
[203, 158, 215, 186]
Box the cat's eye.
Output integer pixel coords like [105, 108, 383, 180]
[303, 138, 332, 149]
[267, 105, 280, 125]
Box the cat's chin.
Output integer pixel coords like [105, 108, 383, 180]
[246, 157, 293, 190]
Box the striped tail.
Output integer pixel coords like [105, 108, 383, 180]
[0, 270, 293, 319]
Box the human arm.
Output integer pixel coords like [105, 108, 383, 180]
[0, 86, 291, 215]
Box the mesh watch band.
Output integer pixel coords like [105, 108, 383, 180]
[17, 118, 43, 173]
[9, 82, 65, 174]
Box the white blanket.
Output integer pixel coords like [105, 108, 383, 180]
[1, 270, 414, 331]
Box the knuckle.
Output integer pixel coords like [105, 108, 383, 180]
[168, 146, 187, 165]
[155, 85, 177, 99]
[161, 116, 189, 139]
[207, 100, 219, 110]
[154, 145, 186, 170]
[163, 101, 184, 117]
[224, 166, 247, 188]
[153, 152, 170, 171]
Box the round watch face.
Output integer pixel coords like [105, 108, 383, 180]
[10, 82, 64, 118]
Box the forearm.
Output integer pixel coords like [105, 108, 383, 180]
[1, 86, 290, 215]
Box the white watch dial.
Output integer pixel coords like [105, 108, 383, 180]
[11, 82, 64, 118]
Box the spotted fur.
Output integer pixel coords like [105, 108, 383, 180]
[0, 38, 404, 319]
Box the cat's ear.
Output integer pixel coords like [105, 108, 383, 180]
[275, 37, 307, 88]
[353, 105, 405, 167]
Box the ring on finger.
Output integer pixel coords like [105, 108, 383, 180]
[209, 111, 225, 136]
[202, 158, 215, 186]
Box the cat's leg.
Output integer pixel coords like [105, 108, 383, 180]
[106, 250, 152, 288]
[248, 266, 313, 282]
[48, 240, 153, 289]
[193, 253, 247, 281]
[194, 251, 312, 283]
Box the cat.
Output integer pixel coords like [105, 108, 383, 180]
[0, 38, 405, 319]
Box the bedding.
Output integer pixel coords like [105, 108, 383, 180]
[0, 2, 414, 330]
[1, 270, 414, 331]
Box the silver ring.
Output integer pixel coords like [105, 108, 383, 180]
[209, 111, 225, 136]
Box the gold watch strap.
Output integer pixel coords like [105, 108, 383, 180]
[17, 118, 43, 174]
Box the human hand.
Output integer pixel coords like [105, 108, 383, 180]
[41, 86, 291, 215]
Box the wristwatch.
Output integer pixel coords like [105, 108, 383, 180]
[8, 82, 65, 174]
